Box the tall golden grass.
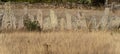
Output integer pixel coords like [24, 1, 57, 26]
[0, 31, 120, 54]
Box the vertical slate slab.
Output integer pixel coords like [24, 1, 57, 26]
[60, 18, 65, 31]
[50, 9, 58, 30]
[77, 11, 87, 30]
[72, 16, 78, 30]
[1, 2, 16, 30]
[37, 9, 43, 29]
[43, 17, 51, 31]
[37, 9, 43, 28]
[16, 15, 24, 30]
[77, 11, 81, 29]
[91, 16, 97, 31]
[66, 11, 72, 30]
[15, 7, 27, 30]
[100, 8, 110, 30]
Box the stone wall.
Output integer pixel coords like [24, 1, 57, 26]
[0, 2, 120, 31]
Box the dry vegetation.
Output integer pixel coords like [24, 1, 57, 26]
[0, 2, 120, 54]
[0, 31, 120, 54]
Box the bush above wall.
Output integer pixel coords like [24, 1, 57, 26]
[0, 0, 105, 5]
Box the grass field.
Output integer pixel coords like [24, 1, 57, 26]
[0, 2, 120, 54]
[0, 31, 120, 54]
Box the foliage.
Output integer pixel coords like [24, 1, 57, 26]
[1, 0, 92, 4]
[24, 19, 41, 31]
[78, 0, 92, 4]
[1, 0, 107, 6]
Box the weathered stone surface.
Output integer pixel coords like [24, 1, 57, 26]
[37, 9, 43, 29]
[1, 2, 16, 30]
[50, 9, 58, 30]
[43, 17, 51, 31]
[100, 8, 110, 30]
[108, 16, 120, 30]
[65, 11, 72, 30]
[78, 12, 87, 30]
[0, 4, 119, 31]
[60, 18, 65, 31]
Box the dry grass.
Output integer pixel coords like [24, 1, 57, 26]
[0, 31, 120, 54]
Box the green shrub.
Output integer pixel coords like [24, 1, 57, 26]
[78, 0, 92, 4]
[1, 0, 105, 6]
[24, 19, 41, 31]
